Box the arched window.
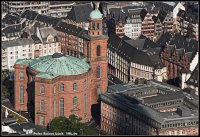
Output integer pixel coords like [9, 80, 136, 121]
[97, 85, 101, 100]
[92, 23, 95, 30]
[97, 45, 101, 56]
[40, 100, 44, 112]
[41, 117, 45, 125]
[84, 80, 87, 89]
[97, 23, 99, 29]
[41, 85, 45, 94]
[60, 83, 64, 92]
[54, 100, 56, 118]
[19, 72, 24, 80]
[84, 94, 87, 113]
[97, 66, 101, 78]
[73, 97, 77, 106]
[53, 85, 56, 94]
[20, 86, 24, 104]
[60, 98, 64, 116]
[73, 83, 77, 91]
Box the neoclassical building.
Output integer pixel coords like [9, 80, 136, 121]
[14, 5, 108, 128]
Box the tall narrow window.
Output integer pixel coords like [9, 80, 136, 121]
[41, 117, 45, 125]
[41, 100, 44, 112]
[60, 83, 64, 92]
[53, 85, 56, 94]
[97, 23, 99, 29]
[54, 100, 56, 118]
[97, 66, 101, 78]
[92, 23, 95, 30]
[73, 97, 77, 106]
[84, 94, 87, 113]
[73, 83, 77, 91]
[19, 72, 24, 80]
[97, 85, 101, 100]
[20, 86, 24, 104]
[84, 80, 87, 89]
[97, 45, 101, 56]
[60, 98, 64, 116]
[41, 85, 45, 94]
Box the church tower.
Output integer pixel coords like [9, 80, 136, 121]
[88, 2, 108, 105]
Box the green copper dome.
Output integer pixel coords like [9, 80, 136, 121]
[89, 9, 102, 20]
[16, 54, 91, 79]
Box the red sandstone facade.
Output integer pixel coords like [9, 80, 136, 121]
[14, 14, 108, 128]
[161, 44, 189, 83]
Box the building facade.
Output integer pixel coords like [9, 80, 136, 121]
[100, 79, 199, 135]
[141, 13, 155, 40]
[14, 5, 108, 128]
[2, 1, 75, 18]
[2, 38, 34, 71]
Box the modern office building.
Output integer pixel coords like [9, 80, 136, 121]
[100, 79, 199, 135]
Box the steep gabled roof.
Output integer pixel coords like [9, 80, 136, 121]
[186, 64, 199, 87]
[36, 14, 62, 27]
[2, 14, 21, 25]
[156, 32, 172, 49]
[158, 9, 167, 22]
[31, 34, 42, 44]
[53, 21, 86, 38]
[185, 52, 193, 63]
[140, 8, 148, 21]
[66, 3, 93, 22]
[169, 33, 198, 53]
[21, 10, 39, 20]
[176, 48, 184, 61]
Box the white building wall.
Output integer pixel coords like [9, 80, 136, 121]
[5, 43, 34, 71]
[173, 2, 185, 19]
[189, 52, 198, 72]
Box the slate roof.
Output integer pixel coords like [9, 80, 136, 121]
[180, 67, 191, 74]
[186, 64, 199, 87]
[140, 8, 148, 21]
[133, 35, 161, 49]
[109, 8, 127, 25]
[176, 48, 185, 61]
[2, 14, 21, 25]
[169, 33, 198, 53]
[166, 45, 173, 57]
[177, 9, 198, 24]
[39, 27, 58, 43]
[2, 23, 26, 38]
[21, 10, 39, 20]
[53, 21, 86, 38]
[156, 32, 172, 49]
[108, 33, 164, 67]
[148, 6, 162, 14]
[36, 14, 62, 27]
[31, 34, 42, 44]
[152, 15, 158, 23]
[158, 9, 167, 23]
[2, 39, 34, 49]
[185, 52, 193, 63]
[66, 3, 93, 22]
[8, 122, 49, 135]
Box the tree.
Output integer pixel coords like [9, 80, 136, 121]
[49, 115, 89, 135]
[49, 116, 72, 135]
